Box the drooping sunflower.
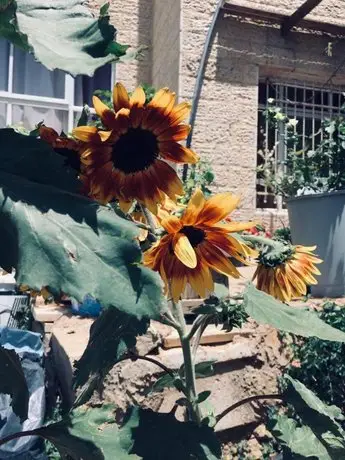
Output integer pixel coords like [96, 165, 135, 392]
[144, 189, 256, 301]
[72, 83, 198, 213]
[39, 125, 81, 172]
[253, 245, 322, 302]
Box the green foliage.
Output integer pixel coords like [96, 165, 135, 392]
[124, 407, 221, 459]
[273, 226, 292, 243]
[269, 376, 345, 459]
[0, 129, 79, 192]
[194, 295, 248, 332]
[0, 0, 137, 76]
[287, 302, 345, 413]
[259, 100, 345, 197]
[180, 161, 215, 205]
[73, 308, 149, 403]
[36, 405, 136, 460]
[0, 346, 29, 422]
[243, 284, 345, 341]
[0, 172, 164, 320]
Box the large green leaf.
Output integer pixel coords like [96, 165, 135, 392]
[124, 407, 222, 460]
[243, 283, 345, 341]
[22, 406, 221, 460]
[0, 0, 138, 76]
[270, 376, 345, 459]
[35, 405, 138, 460]
[0, 129, 79, 193]
[0, 171, 165, 320]
[0, 346, 29, 422]
[73, 308, 149, 399]
[282, 376, 345, 458]
[269, 413, 332, 459]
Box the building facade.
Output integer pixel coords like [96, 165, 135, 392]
[2, 0, 345, 228]
[102, 0, 345, 228]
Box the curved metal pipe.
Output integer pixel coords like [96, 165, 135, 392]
[182, 0, 224, 181]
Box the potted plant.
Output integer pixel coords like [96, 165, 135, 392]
[259, 103, 345, 297]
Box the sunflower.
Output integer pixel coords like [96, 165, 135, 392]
[39, 125, 81, 172]
[253, 245, 322, 302]
[72, 83, 198, 213]
[144, 189, 255, 301]
[131, 195, 182, 242]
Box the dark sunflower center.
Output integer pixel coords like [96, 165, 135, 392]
[180, 226, 205, 247]
[112, 127, 159, 174]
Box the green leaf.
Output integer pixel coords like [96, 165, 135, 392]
[99, 2, 110, 17]
[0, 0, 136, 76]
[77, 105, 90, 127]
[73, 308, 149, 396]
[0, 172, 165, 320]
[0, 346, 29, 422]
[281, 376, 345, 457]
[124, 407, 222, 460]
[195, 361, 216, 378]
[149, 373, 177, 393]
[269, 413, 332, 459]
[0, 129, 79, 193]
[35, 405, 138, 460]
[243, 284, 345, 341]
[196, 391, 211, 404]
[213, 283, 229, 299]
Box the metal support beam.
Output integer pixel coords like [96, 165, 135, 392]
[281, 0, 323, 36]
[222, 3, 345, 37]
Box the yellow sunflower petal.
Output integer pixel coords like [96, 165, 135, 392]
[173, 233, 197, 269]
[170, 273, 187, 302]
[130, 87, 146, 106]
[72, 126, 98, 142]
[196, 193, 241, 225]
[198, 241, 240, 278]
[188, 262, 214, 298]
[160, 215, 182, 233]
[147, 88, 174, 110]
[98, 130, 113, 142]
[170, 102, 191, 126]
[92, 96, 116, 127]
[182, 188, 206, 226]
[158, 124, 191, 142]
[113, 82, 130, 112]
[159, 142, 199, 164]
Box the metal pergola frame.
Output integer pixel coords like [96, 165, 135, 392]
[222, 0, 345, 37]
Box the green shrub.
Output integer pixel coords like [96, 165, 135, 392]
[286, 301, 345, 412]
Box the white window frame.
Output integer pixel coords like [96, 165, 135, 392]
[257, 79, 345, 210]
[0, 43, 116, 132]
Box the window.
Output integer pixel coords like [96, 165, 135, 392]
[0, 39, 114, 132]
[257, 80, 345, 209]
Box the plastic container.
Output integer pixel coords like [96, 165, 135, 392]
[287, 190, 345, 297]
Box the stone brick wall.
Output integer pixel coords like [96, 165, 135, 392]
[88, 0, 153, 88]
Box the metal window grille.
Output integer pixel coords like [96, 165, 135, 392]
[0, 40, 115, 132]
[257, 80, 345, 209]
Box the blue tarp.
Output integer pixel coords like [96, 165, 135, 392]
[0, 328, 46, 460]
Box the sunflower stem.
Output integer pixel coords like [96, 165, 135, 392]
[242, 234, 287, 251]
[168, 286, 202, 424]
[140, 205, 157, 236]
